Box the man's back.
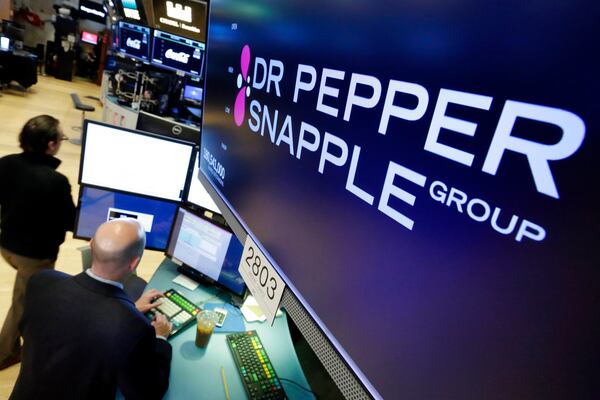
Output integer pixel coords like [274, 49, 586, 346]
[11, 270, 171, 400]
[0, 152, 75, 259]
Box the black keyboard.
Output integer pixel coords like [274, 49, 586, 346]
[226, 331, 287, 400]
[145, 288, 200, 337]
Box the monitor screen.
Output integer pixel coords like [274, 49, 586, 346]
[80, 120, 194, 202]
[199, 0, 597, 399]
[118, 21, 150, 61]
[186, 152, 221, 214]
[115, 0, 147, 24]
[151, 0, 207, 42]
[0, 36, 9, 51]
[81, 31, 98, 45]
[183, 85, 203, 102]
[79, 0, 107, 24]
[75, 186, 178, 250]
[166, 207, 245, 296]
[151, 29, 204, 76]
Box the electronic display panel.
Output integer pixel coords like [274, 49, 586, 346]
[115, 0, 147, 24]
[80, 120, 194, 202]
[81, 31, 98, 45]
[151, 29, 204, 76]
[79, 0, 106, 24]
[75, 186, 178, 251]
[152, 0, 207, 42]
[183, 85, 203, 102]
[166, 207, 245, 296]
[199, 0, 599, 399]
[186, 152, 221, 214]
[118, 21, 150, 61]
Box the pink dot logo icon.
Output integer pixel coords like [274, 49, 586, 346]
[234, 45, 251, 127]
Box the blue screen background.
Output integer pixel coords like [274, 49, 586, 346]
[200, 1, 599, 398]
[76, 186, 178, 250]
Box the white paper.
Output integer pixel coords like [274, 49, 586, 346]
[172, 273, 199, 291]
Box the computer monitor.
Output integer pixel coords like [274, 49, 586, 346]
[198, 1, 596, 399]
[81, 31, 98, 45]
[79, 0, 107, 24]
[0, 36, 9, 51]
[136, 111, 200, 144]
[118, 21, 150, 61]
[1, 20, 24, 42]
[186, 152, 221, 214]
[151, 29, 204, 76]
[166, 207, 246, 298]
[79, 120, 194, 202]
[75, 186, 178, 250]
[183, 85, 203, 103]
[115, 0, 147, 24]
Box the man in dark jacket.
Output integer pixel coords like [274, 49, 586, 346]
[0, 115, 76, 369]
[10, 219, 173, 399]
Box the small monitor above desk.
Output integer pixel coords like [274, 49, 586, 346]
[166, 206, 246, 299]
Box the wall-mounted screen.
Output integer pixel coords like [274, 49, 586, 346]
[199, 0, 597, 399]
[118, 21, 150, 61]
[75, 186, 178, 251]
[81, 31, 98, 45]
[79, 120, 194, 202]
[79, 0, 106, 24]
[166, 207, 245, 296]
[151, 29, 204, 76]
[152, 0, 207, 42]
[115, 0, 147, 24]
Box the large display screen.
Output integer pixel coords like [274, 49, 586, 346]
[75, 186, 178, 251]
[80, 121, 194, 202]
[79, 0, 106, 25]
[166, 207, 245, 296]
[151, 29, 204, 76]
[199, 1, 598, 399]
[118, 21, 150, 61]
[152, 0, 207, 42]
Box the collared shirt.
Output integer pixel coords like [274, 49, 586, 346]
[85, 269, 125, 290]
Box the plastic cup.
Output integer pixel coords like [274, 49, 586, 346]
[195, 310, 218, 348]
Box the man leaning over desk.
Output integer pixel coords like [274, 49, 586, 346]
[10, 219, 173, 400]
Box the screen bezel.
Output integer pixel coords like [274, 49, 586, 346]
[164, 205, 247, 298]
[79, 119, 197, 202]
[74, 183, 180, 251]
[117, 21, 151, 62]
[150, 29, 205, 77]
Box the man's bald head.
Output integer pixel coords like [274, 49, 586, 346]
[90, 219, 146, 280]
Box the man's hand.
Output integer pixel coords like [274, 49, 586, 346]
[152, 314, 172, 338]
[135, 289, 164, 313]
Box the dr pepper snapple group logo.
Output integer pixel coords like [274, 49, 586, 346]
[228, 44, 586, 243]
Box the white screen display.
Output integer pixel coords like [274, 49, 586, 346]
[187, 153, 221, 213]
[81, 122, 193, 201]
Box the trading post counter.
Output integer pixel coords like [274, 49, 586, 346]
[123, 258, 315, 400]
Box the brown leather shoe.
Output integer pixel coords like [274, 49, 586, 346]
[0, 353, 21, 370]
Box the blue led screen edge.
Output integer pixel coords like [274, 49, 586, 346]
[199, 1, 599, 399]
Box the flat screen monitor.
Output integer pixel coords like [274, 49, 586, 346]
[166, 207, 246, 297]
[199, 0, 597, 399]
[0, 36, 9, 51]
[1, 20, 24, 42]
[151, 29, 204, 76]
[136, 111, 199, 143]
[118, 21, 150, 61]
[115, 0, 147, 24]
[81, 31, 98, 45]
[75, 186, 178, 250]
[183, 85, 203, 103]
[79, 120, 194, 202]
[186, 152, 221, 214]
[79, 0, 107, 24]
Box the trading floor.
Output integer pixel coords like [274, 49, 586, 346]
[0, 77, 165, 397]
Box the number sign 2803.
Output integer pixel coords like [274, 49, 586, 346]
[238, 236, 286, 325]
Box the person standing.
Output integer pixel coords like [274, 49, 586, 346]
[0, 115, 76, 369]
[10, 219, 172, 399]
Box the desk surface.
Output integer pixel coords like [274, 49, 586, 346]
[143, 258, 315, 400]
